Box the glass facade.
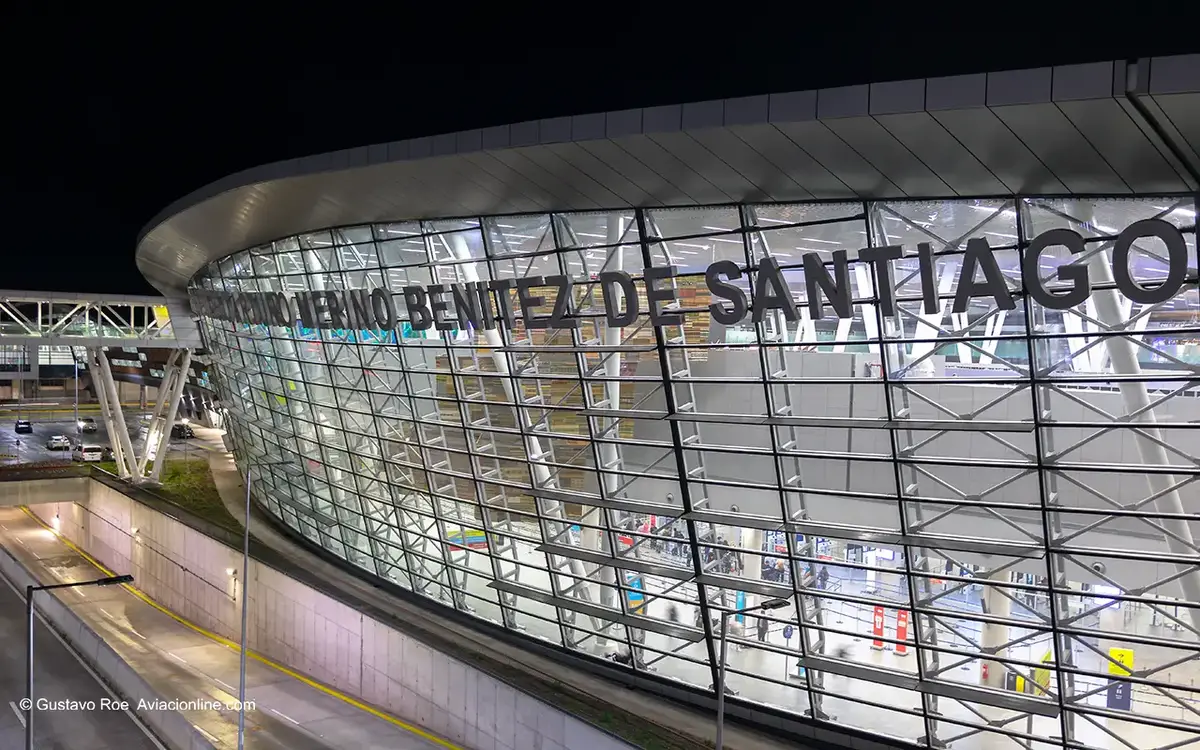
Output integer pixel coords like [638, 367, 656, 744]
[192, 196, 1200, 750]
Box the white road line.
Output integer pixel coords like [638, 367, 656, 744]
[169, 652, 188, 664]
[270, 708, 300, 725]
[193, 724, 220, 744]
[8, 700, 25, 727]
[214, 678, 235, 693]
[99, 607, 147, 639]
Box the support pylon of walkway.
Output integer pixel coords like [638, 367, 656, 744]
[91, 348, 139, 479]
[136, 348, 192, 484]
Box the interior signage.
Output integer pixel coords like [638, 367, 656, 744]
[191, 219, 1191, 331]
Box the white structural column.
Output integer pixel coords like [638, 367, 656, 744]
[90, 348, 119, 470]
[833, 266, 877, 354]
[739, 527, 763, 596]
[949, 309, 1006, 365]
[1085, 248, 1200, 631]
[909, 262, 958, 374]
[445, 235, 596, 598]
[141, 349, 192, 483]
[594, 214, 627, 613]
[137, 350, 178, 477]
[979, 570, 1011, 688]
[93, 350, 139, 479]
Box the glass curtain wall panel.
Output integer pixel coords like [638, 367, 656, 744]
[191, 196, 1200, 750]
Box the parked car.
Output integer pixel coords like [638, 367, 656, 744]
[171, 423, 195, 439]
[77, 417, 98, 433]
[72, 444, 103, 462]
[102, 446, 114, 461]
[45, 435, 71, 451]
[14, 419, 32, 434]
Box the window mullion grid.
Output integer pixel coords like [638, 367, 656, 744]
[383, 237, 458, 598]
[482, 220, 566, 639]
[419, 228, 475, 607]
[385, 235, 447, 600]
[371, 252, 419, 588]
[317, 286, 366, 574]
[634, 208, 723, 682]
[438, 247, 489, 614]
[446, 260, 506, 620]
[1017, 198, 1076, 747]
[354, 247, 415, 589]
[867, 200, 939, 746]
[551, 213, 632, 656]
[740, 204, 821, 717]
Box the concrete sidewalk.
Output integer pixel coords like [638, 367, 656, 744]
[0, 507, 452, 750]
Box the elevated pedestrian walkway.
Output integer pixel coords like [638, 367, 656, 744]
[0, 290, 200, 349]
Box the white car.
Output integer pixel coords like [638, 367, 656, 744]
[45, 435, 71, 451]
[72, 444, 103, 462]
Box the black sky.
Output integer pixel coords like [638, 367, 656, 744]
[3, 16, 1196, 297]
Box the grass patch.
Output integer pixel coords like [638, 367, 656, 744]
[98, 458, 240, 532]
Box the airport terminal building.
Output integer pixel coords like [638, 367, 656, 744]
[138, 57, 1200, 750]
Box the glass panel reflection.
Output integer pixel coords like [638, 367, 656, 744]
[193, 196, 1200, 750]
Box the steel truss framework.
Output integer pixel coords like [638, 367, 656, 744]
[0, 291, 198, 348]
[90, 346, 193, 484]
[195, 195, 1200, 750]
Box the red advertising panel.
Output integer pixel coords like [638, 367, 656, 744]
[895, 610, 910, 656]
[871, 606, 886, 650]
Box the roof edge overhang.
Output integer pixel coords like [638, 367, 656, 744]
[136, 54, 1200, 297]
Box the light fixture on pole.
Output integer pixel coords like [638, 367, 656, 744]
[715, 597, 789, 750]
[235, 455, 290, 750]
[26, 574, 134, 750]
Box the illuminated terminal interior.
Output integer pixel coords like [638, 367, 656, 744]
[193, 196, 1200, 750]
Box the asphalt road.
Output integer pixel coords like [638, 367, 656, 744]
[0, 566, 162, 750]
[0, 512, 436, 750]
[0, 413, 212, 466]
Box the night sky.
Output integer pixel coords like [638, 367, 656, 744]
[2, 16, 1194, 297]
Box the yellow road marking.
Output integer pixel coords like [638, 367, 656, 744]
[18, 506, 460, 749]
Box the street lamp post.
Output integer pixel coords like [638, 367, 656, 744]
[236, 456, 289, 750]
[181, 418, 190, 464]
[73, 357, 79, 430]
[26, 574, 134, 750]
[715, 597, 789, 750]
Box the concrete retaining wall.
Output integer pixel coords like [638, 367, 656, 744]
[32, 480, 632, 750]
[0, 539, 213, 750]
[0, 476, 89, 507]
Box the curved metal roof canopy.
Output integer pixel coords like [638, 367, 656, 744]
[137, 56, 1200, 297]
